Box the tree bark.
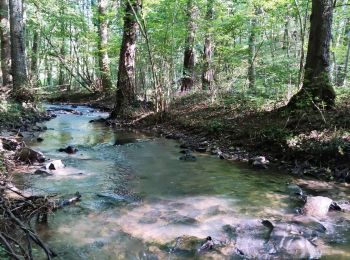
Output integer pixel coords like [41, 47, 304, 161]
[97, 0, 112, 92]
[0, 0, 11, 89]
[201, 0, 214, 90]
[181, 0, 196, 92]
[9, 0, 28, 100]
[248, 13, 257, 89]
[30, 30, 39, 81]
[282, 18, 290, 57]
[58, 41, 65, 87]
[288, 0, 336, 109]
[110, 0, 140, 118]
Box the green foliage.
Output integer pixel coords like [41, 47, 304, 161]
[207, 119, 223, 133]
[258, 126, 293, 143]
[0, 244, 8, 260]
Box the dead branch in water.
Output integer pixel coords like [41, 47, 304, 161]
[0, 178, 81, 259]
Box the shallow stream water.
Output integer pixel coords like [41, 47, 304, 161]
[17, 105, 350, 259]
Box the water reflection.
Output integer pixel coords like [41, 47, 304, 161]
[17, 105, 350, 259]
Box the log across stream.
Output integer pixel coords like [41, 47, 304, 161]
[15, 104, 350, 259]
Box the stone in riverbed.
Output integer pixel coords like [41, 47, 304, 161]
[179, 153, 197, 161]
[303, 196, 333, 217]
[45, 160, 65, 170]
[58, 146, 78, 154]
[251, 156, 270, 169]
[34, 169, 53, 176]
[15, 147, 46, 163]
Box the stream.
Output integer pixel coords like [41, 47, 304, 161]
[16, 105, 350, 259]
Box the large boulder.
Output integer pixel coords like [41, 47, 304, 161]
[303, 196, 333, 217]
[15, 147, 45, 163]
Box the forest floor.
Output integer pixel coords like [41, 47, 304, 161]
[50, 90, 350, 182]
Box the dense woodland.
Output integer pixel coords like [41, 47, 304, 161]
[0, 0, 348, 114]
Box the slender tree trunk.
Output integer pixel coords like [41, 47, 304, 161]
[30, 30, 39, 81]
[342, 40, 350, 86]
[248, 13, 257, 89]
[97, 0, 112, 92]
[282, 18, 290, 57]
[9, 0, 28, 100]
[288, 0, 336, 109]
[181, 0, 196, 92]
[110, 0, 140, 118]
[58, 41, 65, 87]
[201, 0, 214, 90]
[0, 0, 11, 89]
[58, 7, 66, 88]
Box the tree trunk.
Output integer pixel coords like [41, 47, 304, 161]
[58, 41, 65, 87]
[110, 0, 140, 118]
[9, 0, 28, 100]
[342, 39, 350, 86]
[181, 0, 196, 92]
[282, 18, 290, 57]
[248, 14, 257, 89]
[0, 0, 11, 89]
[97, 0, 112, 92]
[201, 0, 214, 90]
[30, 30, 39, 81]
[288, 0, 336, 109]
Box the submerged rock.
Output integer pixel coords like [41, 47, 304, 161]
[179, 153, 197, 162]
[168, 236, 202, 256]
[89, 118, 107, 123]
[34, 169, 53, 176]
[227, 219, 322, 259]
[303, 196, 333, 217]
[58, 146, 78, 154]
[266, 221, 322, 259]
[161, 214, 197, 225]
[15, 147, 45, 163]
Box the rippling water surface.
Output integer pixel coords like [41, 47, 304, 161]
[19, 105, 350, 259]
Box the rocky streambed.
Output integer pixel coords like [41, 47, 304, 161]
[2, 104, 350, 259]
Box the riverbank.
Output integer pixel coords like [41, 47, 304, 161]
[105, 91, 350, 183]
[46, 90, 350, 182]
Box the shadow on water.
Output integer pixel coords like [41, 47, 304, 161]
[16, 104, 350, 259]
